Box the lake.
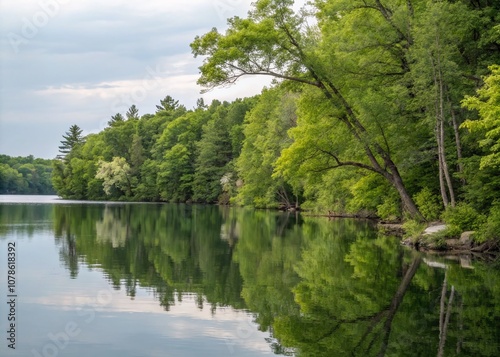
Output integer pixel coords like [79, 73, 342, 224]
[0, 195, 499, 356]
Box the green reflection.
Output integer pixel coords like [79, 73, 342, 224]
[0, 203, 53, 237]
[256, 218, 500, 357]
[1, 202, 498, 356]
[52, 203, 251, 311]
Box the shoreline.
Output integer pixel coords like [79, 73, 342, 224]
[378, 221, 500, 256]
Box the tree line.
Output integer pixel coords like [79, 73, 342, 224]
[0, 154, 55, 194]
[52, 0, 499, 236]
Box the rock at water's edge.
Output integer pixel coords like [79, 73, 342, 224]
[423, 224, 447, 235]
[460, 231, 474, 246]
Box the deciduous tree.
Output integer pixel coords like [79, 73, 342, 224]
[191, 0, 422, 218]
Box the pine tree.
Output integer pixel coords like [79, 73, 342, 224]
[126, 105, 139, 120]
[156, 95, 179, 113]
[58, 125, 84, 159]
[108, 113, 124, 127]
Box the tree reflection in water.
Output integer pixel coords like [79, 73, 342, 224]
[2, 203, 496, 356]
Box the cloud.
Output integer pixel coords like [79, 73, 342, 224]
[0, 0, 275, 158]
[24, 291, 274, 355]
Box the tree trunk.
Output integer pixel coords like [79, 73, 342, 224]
[377, 256, 422, 357]
[437, 123, 450, 207]
[275, 30, 424, 220]
[386, 159, 424, 220]
[449, 101, 465, 183]
[317, 80, 423, 220]
[438, 72, 455, 207]
[432, 52, 455, 207]
[438, 275, 455, 357]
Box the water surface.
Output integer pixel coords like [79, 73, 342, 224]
[0, 196, 498, 356]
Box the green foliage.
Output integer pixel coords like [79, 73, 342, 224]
[422, 232, 447, 250]
[347, 174, 400, 219]
[95, 157, 133, 198]
[134, 159, 159, 201]
[47, 0, 500, 233]
[52, 133, 104, 200]
[425, 225, 461, 245]
[192, 99, 254, 203]
[299, 168, 353, 214]
[0, 155, 55, 194]
[192, 0, 430, 218]
[414, 187, 443, 221]
[442, 202, 486, 232]
[126, 105, 139, 120]
[108, 113, 124, 127]
[459, 155, 500, 211]
[58, 124, 84, 159]
[3, 201, 500, 355]
[462, 65, 500, 169]
[0, 163, 25, 193]
[158, 144, 193, 202]
[236, 87, 297, 208]
[477, 203, 500, 242]
[402, 220, 427, 241]
[377, 195, 401, 222]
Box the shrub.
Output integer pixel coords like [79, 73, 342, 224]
[476, 203, 500, 243]
[441, 202, 486, 232]
[377, 196, 401, 221]
[402, 220, 426, 242]
[414, 187, 442, 221]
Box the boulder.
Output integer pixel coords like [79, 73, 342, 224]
[459, 231, 475, 246]
[423, 224, 447, 235]
[445, 239, 460, 248]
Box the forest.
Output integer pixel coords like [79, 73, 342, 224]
[0, 154, 55, 194]
[47, 0, 500, 241]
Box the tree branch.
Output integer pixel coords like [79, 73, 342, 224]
[314, 148, 383, 174]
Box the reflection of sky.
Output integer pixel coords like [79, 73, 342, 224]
[0, 226, 274, 357]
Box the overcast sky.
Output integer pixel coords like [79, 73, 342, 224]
[0, 0, 276, 159]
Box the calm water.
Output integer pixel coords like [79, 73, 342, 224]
[0, 196, 499, 357]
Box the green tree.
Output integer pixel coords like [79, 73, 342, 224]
[126, 105, 139, 120]
[156, 95, 180, 113]
[108, 113, 125, 127]
[153, 107, 212, 202]
[462, 65, 500, 170]
[129, 133, 145, 175]
[58, 124, 84, 159]
[135, 159, 160, 201]
[236, 87, 297, 208]
[191, 0, 422, 218]
[95, 157, 133, 197]
[0, 163, 26, 193]
[0, 155, 55, 194]
[192, 99, 253, 203]
[408, 1, 480, 208]
[101, 117, 138, 162]
[157, 143, 193, 202]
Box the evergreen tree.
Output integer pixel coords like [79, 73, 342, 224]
[156, 95, 180, 113]
[108, 113, 124, 127]
[126, 105, 139, 120]
[58, 124, 84, 160]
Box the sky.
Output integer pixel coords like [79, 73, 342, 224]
[0, 0, 276, 159]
